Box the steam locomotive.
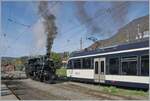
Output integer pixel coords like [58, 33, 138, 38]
[25, 56, 57, 83]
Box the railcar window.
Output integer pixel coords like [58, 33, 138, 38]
[82, 58, 92, 69]
[91, 58, 94, 68]
[67, 60, 74, 69]
[141, 55, 149, 76]
[67, 60, 71, 69]
[95, 61, 98, 74]
[109, 58, 119, 75]
[71, 60, 74, 69]
[121, 56, 137, 75]
[101, 61, 104, 73]
[74, 59, 81, 69]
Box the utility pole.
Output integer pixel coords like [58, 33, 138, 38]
[137, 24, 141, 39]
[80, 37, 83, 50]
[126, 30, 129, 42]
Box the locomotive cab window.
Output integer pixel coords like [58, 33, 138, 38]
[50, 61, 54, 67]
[141, 55, 149, 76]
[121, 56, 137, 75]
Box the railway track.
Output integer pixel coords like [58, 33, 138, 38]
[55, 82, 135, 100]
[5, 84, 21, 100]
[2, 79, 148, 100]
[3, 80, 67, 100]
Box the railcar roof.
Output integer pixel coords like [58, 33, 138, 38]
[70, 39, 149, 58]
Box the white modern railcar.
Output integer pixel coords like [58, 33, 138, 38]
[67, 39, 149, 89]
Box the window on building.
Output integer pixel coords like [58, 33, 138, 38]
[109, 58, 119, 75]
[82, 58, 92, 69]
[121, 56, 137, 75]
[95, 61, 98, 74]
[141, 55, 149, 76]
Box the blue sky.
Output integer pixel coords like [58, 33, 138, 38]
[1, 1, 149, 57]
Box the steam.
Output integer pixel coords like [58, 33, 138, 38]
[38, 1, 57, 58]
[32, 18, 46, 50]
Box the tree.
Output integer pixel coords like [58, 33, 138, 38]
[63, 52, 69, 61]
[51, 52, 62, 69]
[14, 59, 26, 71]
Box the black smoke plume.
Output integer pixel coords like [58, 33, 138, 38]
[76, 1, 101, 34]
[38, 1, 57, 58]
[75, 1, 130, 37]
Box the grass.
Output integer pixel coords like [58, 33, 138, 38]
[99, 85, 149, 98]
[56, 68, 66, 77]
[56, 68, 148, 98]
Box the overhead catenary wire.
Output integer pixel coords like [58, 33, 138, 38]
[50, 2, 130, 52]
[2, 2, 29, 53]
[59, 2, 130, 51]
[2, 2, 60, 56]
[2, 2, 92, 53]
[60, 2, 130, 42]
[47, 2, 132, 52]
[8, 18, 31, 28]
[2, 2, 132, 56]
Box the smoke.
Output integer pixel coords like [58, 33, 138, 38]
[75, 1, 130, 37]
[76, 1, 101, 34]
[38, 1, 57, 57]
[110, 1, 130, 26]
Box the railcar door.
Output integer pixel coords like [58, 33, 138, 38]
[94, 58, 106, 83]
[99, 58, 105, 83]
[94, 58, 99, 82]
